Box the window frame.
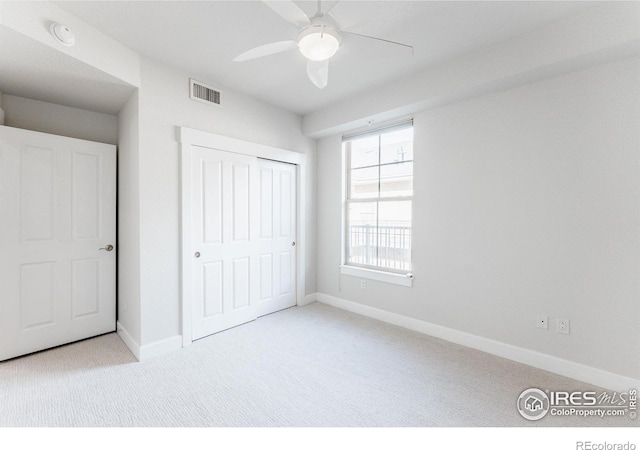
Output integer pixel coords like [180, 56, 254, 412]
[341, 121, 414, 285]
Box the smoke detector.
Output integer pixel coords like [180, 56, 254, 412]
[50, 23, 75, 47]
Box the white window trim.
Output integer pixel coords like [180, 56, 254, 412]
[341, 120, 414, 286]
[340, 264, 413, 287]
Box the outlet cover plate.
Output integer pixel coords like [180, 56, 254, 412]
[556, 318, 570, 335]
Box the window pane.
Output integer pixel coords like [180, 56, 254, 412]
[349, 135, 379, 169]
[348, 202, 378, 267]
[380, 128, 413, 165]
[350, 166, 379, 199]
[380, 162, 413, 198]
[345, 126, 413, 273]
[378, 201, 411, 271]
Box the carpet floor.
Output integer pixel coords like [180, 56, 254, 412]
[0, 302, 635, 427]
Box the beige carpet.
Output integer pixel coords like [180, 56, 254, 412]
[0, 302, 635, 427]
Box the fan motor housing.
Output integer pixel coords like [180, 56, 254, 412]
[296, 19, 342, 61]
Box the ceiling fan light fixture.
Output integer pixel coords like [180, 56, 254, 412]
[297, 24, 341, 61]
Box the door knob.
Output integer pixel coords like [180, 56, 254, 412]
[194, 252, 201, 258]
[99, 244, 114, 251]
[292, 241, 296, 247]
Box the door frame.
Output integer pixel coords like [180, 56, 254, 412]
[178, 126, 307, 347]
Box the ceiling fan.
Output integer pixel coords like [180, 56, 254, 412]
[233, 0, 413, 89]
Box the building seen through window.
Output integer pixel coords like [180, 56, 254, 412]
[344, 124, 413, 273]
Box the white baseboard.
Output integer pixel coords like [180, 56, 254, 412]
[315, 293, 639, 392]
[139, 335, 182, 361]
[298, 293, 317, 306]
[116, 321, 140, 361]
[117, 322, 182, 361]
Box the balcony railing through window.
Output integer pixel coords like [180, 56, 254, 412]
[348, 221, 411, 271]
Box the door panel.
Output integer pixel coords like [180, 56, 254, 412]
[20, 262, 56, 329]
[256, 159, 297, 317]
[21, 146, 55, 241]
[279, 171, 292, 237]
[202, 161, 222, 244]
[231, 257, 248, 309]
[259, 254, 273, 300]
[279, 251, 292, 295]
[203, 261, 224, 318]
[71, 258, 100, 318]
[231, 163, 250, 242]
[191, 148, 260, 340]
[260, 168, 273, 239]
[0, 126, 116, 361]
[72, 152, 100, 239]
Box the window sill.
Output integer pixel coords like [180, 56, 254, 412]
[340, 265, 413, 287]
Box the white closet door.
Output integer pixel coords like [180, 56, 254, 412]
[191, 147, 261, 340]
[256, 159, 297, 317]
[0, 126, 116, 361]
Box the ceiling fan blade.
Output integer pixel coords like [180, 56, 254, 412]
[307, 60, 329, 89]
[341, 31, 413, 58]
[323, 1, 341, 16]
[233, 40, 297, 62]
[263, 0, 310, 28]
[326, 1, 362, 32]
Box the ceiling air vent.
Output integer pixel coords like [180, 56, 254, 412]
[190, 78, 222, 107]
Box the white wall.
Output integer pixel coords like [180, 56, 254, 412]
[116, 92, 142, 346]
[304, 2, 640, 138]
[316, 56, 640, 380]
[1, 94, 117, 144]
[0, 92, 4, 125]
[0, 1, 140, 88]
[3, 1, 317, 357]
[137, 57, 316, 346]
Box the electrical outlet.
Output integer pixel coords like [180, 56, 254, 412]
[536, 315, 548, 330]
[556, 318, 570, 335]
[360, 280, 367, 290]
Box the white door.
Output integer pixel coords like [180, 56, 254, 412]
[0, 126, 116, 361]
[191, 147, 260, 340]
[256, 159, 297, 317]
[190, 149, 297, 340]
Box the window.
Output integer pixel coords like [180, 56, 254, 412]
[343, 122, 413, 276]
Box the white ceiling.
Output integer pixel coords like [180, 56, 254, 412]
[0, 25, 135, 115]
[7, 1, 603, 116]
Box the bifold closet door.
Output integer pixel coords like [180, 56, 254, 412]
[0, 126, 116, 361]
